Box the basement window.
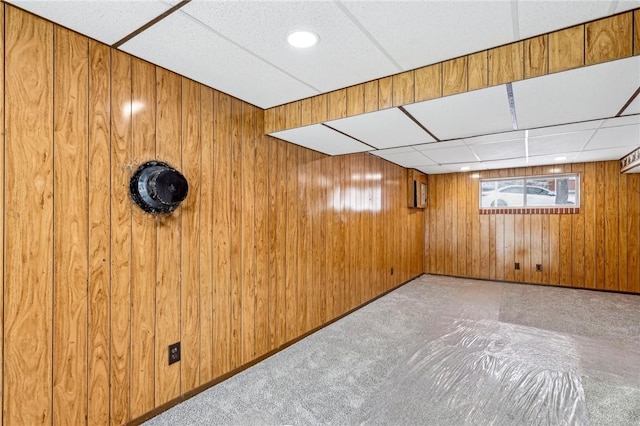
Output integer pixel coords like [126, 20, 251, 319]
[480, 174, 579, 212]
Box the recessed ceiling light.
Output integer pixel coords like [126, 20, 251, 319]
[460, 166, 471, 171]
[287, 30, 319, 48]
[555, 156, 567, 161]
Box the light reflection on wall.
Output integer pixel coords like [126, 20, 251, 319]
[121, 100, 145, 118]
[329, 172, 383, 212]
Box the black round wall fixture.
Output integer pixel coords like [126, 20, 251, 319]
[130, 161, 189, 214]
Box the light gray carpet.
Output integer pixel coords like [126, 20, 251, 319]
[145, 275, 640, 425]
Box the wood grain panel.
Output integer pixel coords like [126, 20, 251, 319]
[549, 25, 585, 73]
[635, 10, 640, 56]
[488, 42, 523, 86]
[285, 101, 301, 130]
[595, 162, 606, 289]
[213, 91, 232, 375]
[525, 35, 548, 78]
[604, 162, 619, 291]
[311, 93, 327, 124]
[155, 68, 181, 405]
[628, 174, 640, 293]
[586, 12, 633, 65]
[254, 110, 270, 358]
[230, 98, 242, 369]
[456, 173, 467, 275]
[378, 76, 393, 110]
[571, 163, 585, 288]
[300, 98, 312, 127]
[468, 51, 488, 91]
[298, 148, 312, 332]
[267, 137, 280, 350]
[263, 107, 275, 134]
[327, 89, 347, 121]
[415, 63, 442, 102]
[364, 80, 379, 113]
[52, 26, 89, 426]
[583, 162, 596, 289]
[87, 39, 111, 426]
[130, 57, 156, 419]
[285, 143, 299, 340]
[346, 84, 364, 116]
[109, 49, 133, 426]
[180, 77, 202, 391]
[0, 7, 3, 424]
[392, 70, 415, 106]
[443, 57, 467, 96]
[199, 86, 215, 383]
[4, 9, 54, 423]
[241, 103, 257, 364]
[618, 171, 628, 292]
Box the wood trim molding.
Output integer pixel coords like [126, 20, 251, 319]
[266, 8, 640, 134]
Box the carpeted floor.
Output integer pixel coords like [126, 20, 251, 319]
[145, 274, 640, 425]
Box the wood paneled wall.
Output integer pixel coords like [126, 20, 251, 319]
[266, 8, 640, 133]
[425, 161, 640, 294]
[1, 6, 424, 425]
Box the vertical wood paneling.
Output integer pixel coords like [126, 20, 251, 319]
[0, 7, 3, 424]
[549, 25, 585, 73]
[53, 26, 89, 426]
[298, 149, 312, 332]
[129, 57, 156, 418]
[524, 35, 548, 78]
[155, 68, 181, 405]
[583, 162, 597, 289]
[109, 49, 132, 425]
[267, 138, 280, 349]
[300, 98, 312, 127]
[364, 80, 379, 113]
[443, 57, 467, 96]
[213, 91, 232, 375]
[241, 103, 256, 364]
[180, 77, 201, 390]
[468, 51, 488, 91]
[254, 111, 269, 358]
[635, 10, 640, 56]
[415, 63, 442, 102]
[285, 143, 299, 340]
[327, 89, 347, 121]
[4, 9, 54, 424]
[378, 76, 393, 110]
[585, 12, 633, 65]
[392, 70, 414, 106]
[311, 94, 327, 124]
[230, 98, 242, 369]
[346, 84, 364, 116]
[285, 101, 301, 130]
[488, 42, 523, 86]
[199, 86, 215, 383]
[604, 162, 619, 290]
[88, 39, 111, 426]
[426, 160, 638, 293]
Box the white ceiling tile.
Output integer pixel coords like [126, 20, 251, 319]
[584, 124, 640, 150]
[119, 11, 318, 109]
[517, 1, 613, 39]
[373, 151, 436, 168]
[181, 0, 398, 93]
[575, 146, 636, 162]
[415, 165, 449, 175]
[528, 130, 595, 156]
[7, 0, 175, 45]
[412, 139, 467, 151]
[369, 146, 415, 155]
[621, 95, 640, 116]
[527, 120, 603, 137]
[615, 1, 640, 13]
[326, 108, 435, 149]
[471, 139, 526, 162]
[526, 152, 580, 167]
[512, 57, 640, 129]
[341, 1, 514, 70]
[602, 114, 640, 128]
[405, 85, 514, 140]
[464, 130, 525, 145]
[482, 158, 529, 170]
[270, 125, 371, 156]
[422, 145, 479, 164]
[438, 162, 488, 173]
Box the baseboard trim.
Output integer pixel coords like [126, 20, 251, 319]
[127, 273, 423, 426]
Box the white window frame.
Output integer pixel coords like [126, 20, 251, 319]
[479, 173, 580, 209]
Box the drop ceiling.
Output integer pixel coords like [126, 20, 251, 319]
[8, 0, 640, 174]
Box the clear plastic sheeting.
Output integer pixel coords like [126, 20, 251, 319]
[363, 319, 589, 425]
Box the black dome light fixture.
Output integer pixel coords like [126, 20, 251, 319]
[130, 161, 189, 214]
